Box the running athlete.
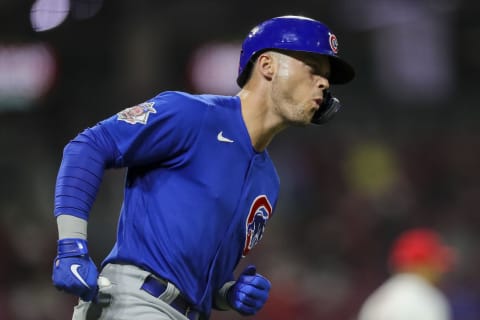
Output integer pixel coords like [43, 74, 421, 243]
[52, 15, 355, 320]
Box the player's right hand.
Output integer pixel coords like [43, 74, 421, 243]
[227, 265, 271, 315]
[52, 238, 99, 301]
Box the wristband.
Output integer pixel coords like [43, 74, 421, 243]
[57, 238, 89, 258]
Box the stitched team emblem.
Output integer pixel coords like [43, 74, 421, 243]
[329, 32, 339, 54]
[117, 102, 156, 124]
[242, 195, 272, 257]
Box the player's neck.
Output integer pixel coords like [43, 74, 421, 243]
[237, 88, 287, 152]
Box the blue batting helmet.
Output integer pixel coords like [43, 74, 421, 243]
[237, 15, 355, 87]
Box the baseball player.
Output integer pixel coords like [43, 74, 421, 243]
[357, 228, 456, 320]
[52, 15, 354, 320]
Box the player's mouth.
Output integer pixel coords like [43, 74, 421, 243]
[313, 98, 323, 110]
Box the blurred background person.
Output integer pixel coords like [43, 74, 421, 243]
[357, 227, 456, 320]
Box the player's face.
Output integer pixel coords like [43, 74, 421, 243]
[270, 52, 331, 126]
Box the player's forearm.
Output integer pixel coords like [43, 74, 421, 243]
[54, 126, 118, 220]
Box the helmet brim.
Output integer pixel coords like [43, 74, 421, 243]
[328, 56, 355, 85]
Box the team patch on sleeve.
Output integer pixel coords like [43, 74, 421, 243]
[117, 102, 156, 124]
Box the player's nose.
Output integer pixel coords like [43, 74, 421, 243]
[315, 74, 330, 90]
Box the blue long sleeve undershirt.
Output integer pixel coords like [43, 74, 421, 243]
[54, 125, 120, 220]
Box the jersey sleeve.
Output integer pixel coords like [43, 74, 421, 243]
[99, 91, 207, 167]
[54, 91, 207, 220]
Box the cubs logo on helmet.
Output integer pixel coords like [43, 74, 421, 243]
[242, 195, 272, 257]
[328, 32, 339, 54]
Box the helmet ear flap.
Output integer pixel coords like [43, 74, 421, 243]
[237, 51, 264, 88]
[311, 89, 342, 125]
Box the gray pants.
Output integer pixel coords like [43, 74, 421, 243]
[72, 264, 191, 320]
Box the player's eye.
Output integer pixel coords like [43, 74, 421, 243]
[308, 64, 328, 78]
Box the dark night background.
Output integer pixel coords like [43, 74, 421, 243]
[1, 1, 480, 319]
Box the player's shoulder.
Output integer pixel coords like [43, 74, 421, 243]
[153, 91, 236, 110]
[153, 90, 200, 101]
[151, 90, 198, 105]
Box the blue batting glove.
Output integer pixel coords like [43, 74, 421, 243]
[227, 265, 271, 315]
[52, 238, 99, 301]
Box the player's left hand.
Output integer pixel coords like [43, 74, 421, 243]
[227, 265, 271, 315]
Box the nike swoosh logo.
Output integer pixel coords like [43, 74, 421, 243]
[70, 264, 90, 288]
[217, 131, 234, 143]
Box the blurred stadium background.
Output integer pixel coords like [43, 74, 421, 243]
[1, 0, 480, 319]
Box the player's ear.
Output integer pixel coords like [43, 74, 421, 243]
[256, 52, 275, 81]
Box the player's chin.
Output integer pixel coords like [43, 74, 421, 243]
[302, 109, 318, 126]
[285, 109, 316, 127]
